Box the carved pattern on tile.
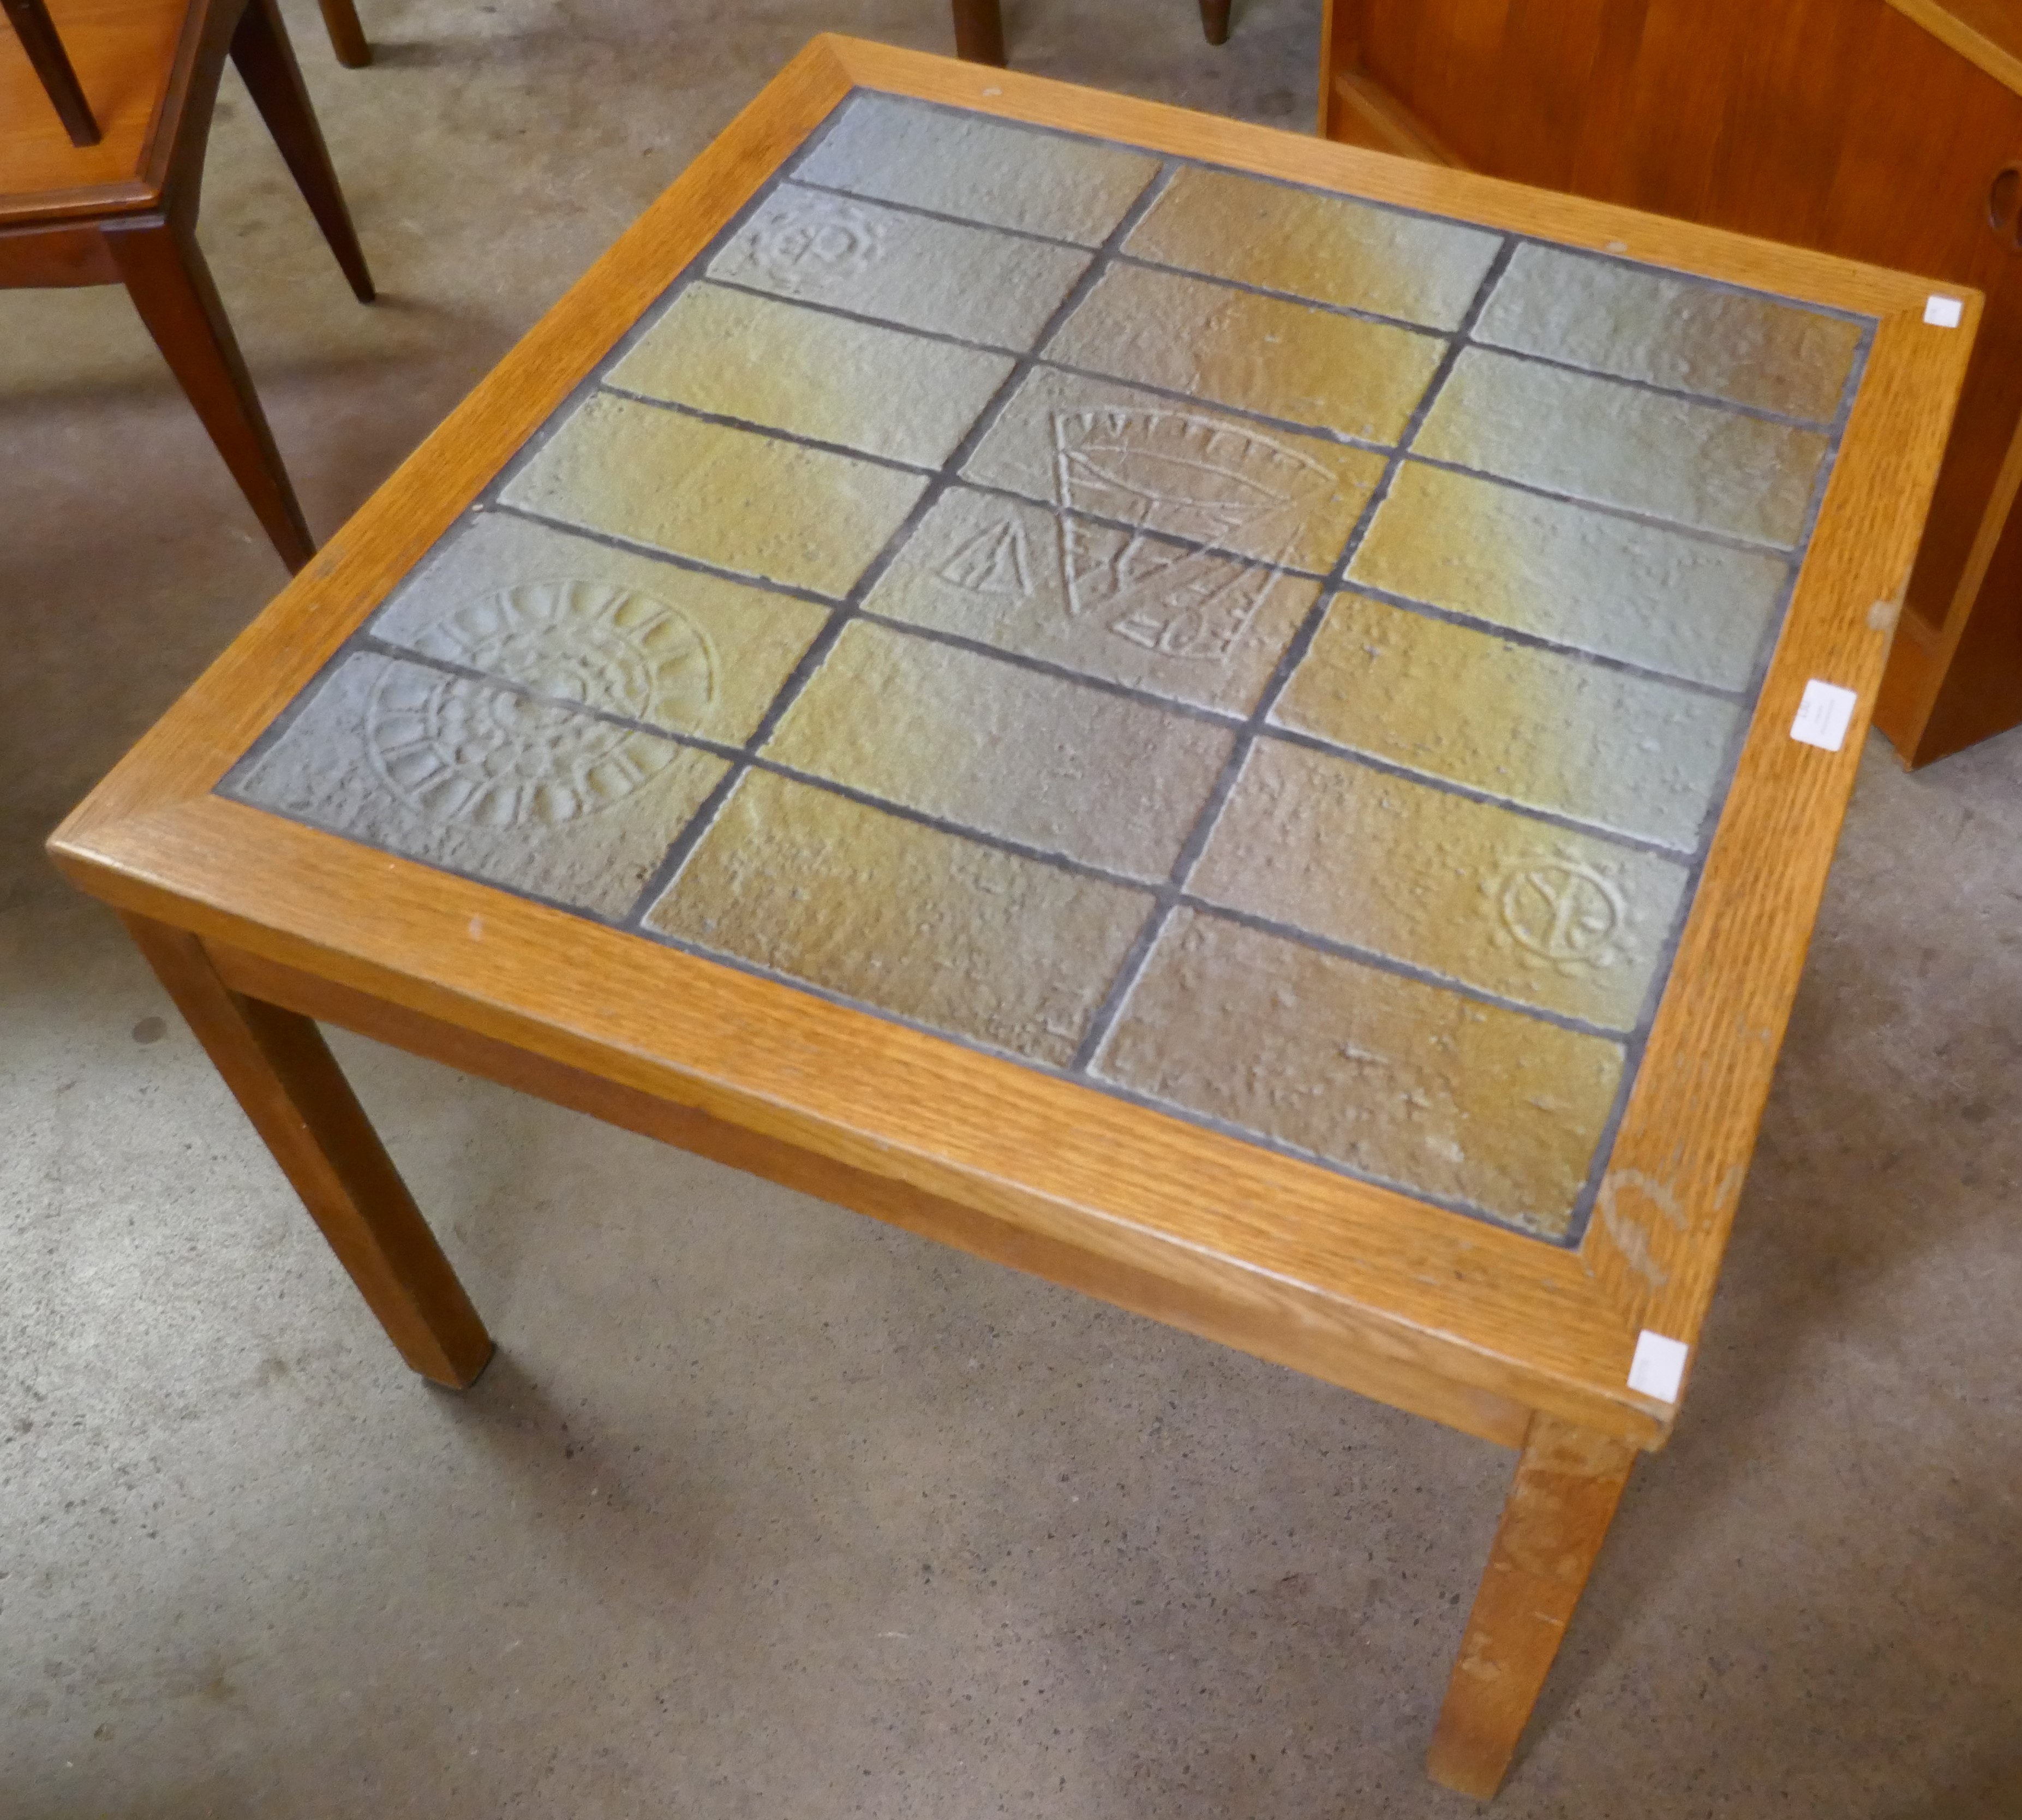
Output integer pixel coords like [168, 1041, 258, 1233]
[743, 194, 885, 291]
[938, 517, 1034, 595]
[1491, 855, 1629, 973]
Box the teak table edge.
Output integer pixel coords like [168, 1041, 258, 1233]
[46, 37, 1979, 1800]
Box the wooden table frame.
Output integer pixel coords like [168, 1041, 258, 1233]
[48, 37, 1972, 1798]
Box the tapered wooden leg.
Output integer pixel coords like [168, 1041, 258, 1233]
[2, 0, 101, 143]
[105, 219, 315, 572]
[952, 0, 1006, 66]
[316, 0, 370, 67]
[124, 917, 494, 1388]
[1425, 1412, 1637, 1798]
[231, 0, 375, 300]
[1198, 0, 1231, 45]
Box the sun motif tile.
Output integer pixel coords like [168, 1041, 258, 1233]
[226, 652, 728, 917]
[1414, 348, 1830, 547]
[1349, 463, 1788, 690]
[796, 94, 1160, 247]
[1046, 262, 1444, 443]
[1187, 739, 1690, 1029]
[1093, 909, 1624, 1235]
[500, 393, 929, 597]
[370, 512, 828, 746]
[862, 487, 1319, 716]
[764, 620, 1233, 881]
[1273, 592, 1742, 851]
[1123, 166, 1501, 330]
[1474, 245, 1863, 422]
[708, 182, 1093, 349]
[962, 368, 1387, 573]
[646, 769, 1153, 1066]
[609, 284, 1013, 469]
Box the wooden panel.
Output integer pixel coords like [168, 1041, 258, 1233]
[1889, 0, 2022, 95]
[1488, 0, 1610, 193]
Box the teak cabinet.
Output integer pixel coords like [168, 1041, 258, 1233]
[1319, 0, 2022, 767]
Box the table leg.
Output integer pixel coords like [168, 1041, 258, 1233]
[1425, 1411, 1637, 1798]
[123, 915, 493, 1388]
[950, 0, 1006, 67]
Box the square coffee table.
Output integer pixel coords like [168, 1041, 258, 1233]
[49, 37, 1972, 1797]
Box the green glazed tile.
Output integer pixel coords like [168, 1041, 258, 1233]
[962, 368, 1386, 573]
[1414, 348, 1829, 547]
[647, 769, 1153, 1066]
[797, 95, 1159, 247]
[1273, 592, 1741, 851]
[863, 486, 1318, 716]
[372, 512, 828, 746]
[1124, 166, 1501, 330]
[764, 620, 1233, 881]
[1187, 738, 1689, 1029]
[708, 182, 1092, 350]
[229, 651, 727, 918]
[1349, 462, 1788, 690]
[1475, 245, 1862, 422]
[1047, 262, 1443, 443]
[500, 393, 928, 597]
[609, 284, 1012, 469]
[1093, 908, 1624, 1236]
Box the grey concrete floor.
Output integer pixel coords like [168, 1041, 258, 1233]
[3, 0, 2019, 1812]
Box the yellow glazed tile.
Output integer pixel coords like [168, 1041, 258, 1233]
[229, 652, 728, 918]
[765, 621, 1233, 881]
[1187, 739, 1689, 1029]
[1047, 262, 1443, 443]
[962, 368, 1386, 573]
[372, 512, 828, 746]
[1349, 463, 1788, 690]
[1475, 245, 1862, 422]
[1093, 909, 1623, 1235]
[863, 487, 1319, 716]
[647, 769, 1152, 1066]
[1414, 348, 1829, 547]
[707, 183, 1092, 350]
[610, 285, 1012, 469]
[1124, 166, 1501, 330]
[500, 393, 928, 597]
[1273, 592, 1741, 851]
[797, 94, 1159, 247]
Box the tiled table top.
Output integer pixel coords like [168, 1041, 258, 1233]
[222, 90, 1869, 1243]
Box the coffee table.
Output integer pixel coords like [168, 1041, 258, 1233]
[47, 37, 1972, 1798]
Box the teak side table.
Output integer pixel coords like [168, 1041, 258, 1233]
[49, 38, 1972, 1797]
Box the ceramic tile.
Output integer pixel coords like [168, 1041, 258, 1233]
[1273, 592, 1741, 851]
[1414, 348, 1829, 547]
[1188, 738, 1689, 1029]
[797, 94, 1159, 247]
[609, 284, 1013, 469]
[863, 487, 1319, 716]
[1093, 909, 1624, 1235]
[645, 768, 1152, 1065]
[764, 621, 1233, 881]
[1124, 166, 1501, 330]
[1475, 244, 1862, 422]
[229, 652, 727, 917]
[371, 513, 828, 746]
[962, 368, 1386, 573]
[707, 182, 1092, 350]
[1047, 262, 1443, 443]
[1349, 463, 1788, 690]
[500, 393, 928, 597]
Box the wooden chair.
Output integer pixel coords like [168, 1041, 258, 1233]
[1, 0, 375, 571]
[952, 0, 1232, 65]
[3, 0, 101, 143]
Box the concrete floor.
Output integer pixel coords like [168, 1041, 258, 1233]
[3, 0, 2019, 1811]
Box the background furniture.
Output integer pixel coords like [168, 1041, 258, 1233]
[0, 0, 375, 569]
[1317, 0, 2022, 769]
[50, 37, 1970, 1799]
[3, 0, 100, 142]
[953, 0, 1231, 66]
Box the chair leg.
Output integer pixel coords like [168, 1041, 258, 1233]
[106, 218, 316, 573]
[2, 0, 101, 144]
[316, 0, 370, 68]
[1198, 0, 1231, 45]
[230, 0, 375, 301]
[951, 0, 1006, 67]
